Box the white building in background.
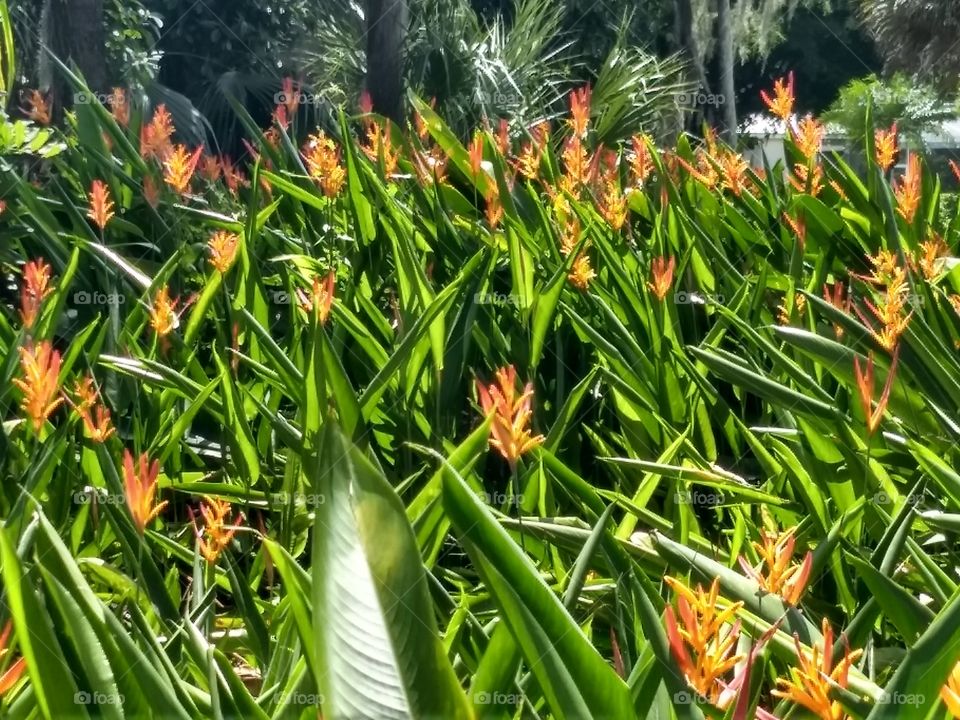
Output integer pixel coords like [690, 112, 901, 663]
[741, 114, 960, 177]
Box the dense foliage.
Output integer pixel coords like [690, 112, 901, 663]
[3, 26, 960, 716]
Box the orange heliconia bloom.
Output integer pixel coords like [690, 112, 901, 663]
[163, 144, 203, 196]
[193, 497, 242, 564]
[485, 186, 504, 229]
[220, 156, 246, 195]
[790, 162, 824, 197]
[760, 71, 795, 121]
[663, 576, 745, 708]
[854, 348, 899, 436]
[941, 661, 960, 718]
[296, 271, 336, 324]
[468, 131, 484, 177]
[87, 179, 115, 230]
[568, 254, 597, 290]
[13, 341, 64, 431]
[476, 365, 545, 469]
[560, 135, 592, 198]
[358, 90, 373, 116]
[362, 121, 400, 177]
[200, 154, 222, 183]
[738, 526, 813, 605]
[649, 256, 676, 301]
[413, 145, 449, 186]
[22, 89, 51, 125]
[70, 376, 115, 443]
[792, 114, 825, 161]
[858, 262, 911, 351]
[918, 232, 948, 280]
[140, 104, 175, 161]
[874, 123, 898, 172]
[772, 617, 863, 720]
[0, 621, 26, 697]
[894, 153, 922, 223]
[783, 211, 807, 249]
[149, 286, 179, 337]
[822, 282, 851, 339]
[630, 134, 655, 186]
[19, 258, 54, 329]
[302, 130, 347, 198]
[597, 160, 628, 230]
[495, 118, 510, 156]
[716, 150, 751, 196]
[109, 87, 129, 127]
[568, 85, 591, 137]
[143, 176, 161, 209]
[122, 449, 167, 534]
[208, 230, 240, 274]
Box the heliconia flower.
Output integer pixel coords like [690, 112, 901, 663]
[143, 175, 161, 209]
[12, 341, 64, 431]
[941, 661, 960, 718]
[495, 118, 510, 156]
[917, 232, 948, 280]
[951, 159, 960, 186]
[894, 153, 922, 223]
[140, 104, 175, 160]
[783, 211, 807, 249]
[192, 497, 242, 565]
[792, 114, 825, 161]
[362, 121, 400, 177]
[296, 271, 336, 324]
[220, 155, 246, 195]
[19, 258, 54, 329]
[568, 254, 596, 290]
[822, 282, 851, 339]
[649, 256, 676, 301]
[200, 154, 222, 182]
[163, 144, 203, 196]
[597, 164, 628, 230]
[515, 142, 542, 181]
[0, 621, 26, 697]
[718, 150, 751, 196]
[760, 72, 795, 121]
[468, 131, 484, 177]
[854, 348, 899, 436]
[208, 230, 241, 274]
[772, 617, 863, 720]
[358, 90, 374, 116]
[476, 365, 545, 469]
[789, 162, 824, 197]
[108, 87, 129, 126]
[485, 186, 504, 229]
[630, 134, 655, 185]
[560, 135, 592, 198]
[70, 375, 114, 443]
[875, 123, 898, 172]
[663, 576, 745, 708]
[302, 130, 347, 198]
[568, 85, 591, 137]
[857, 263, 911, 351]
[149, 286, 179, 337]
[272, 104, 290, 132]
[738, 526, 813, 605]
[87, 179, 115, 230]
[865, 249, 900, 285]
[22, 89, 51, 125]
[122, 449, 167, 534]
[413, 145, 448, 186]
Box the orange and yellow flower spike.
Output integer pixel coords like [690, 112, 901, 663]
[476, 365, 545, 469]
[192, 497, 243, 564]
[87, 179, 115, 230]
[123, 449, 168, 534]
[13, 341, 63, 431]
[19, 258, 54, 329]
[738, 526, 813, 605]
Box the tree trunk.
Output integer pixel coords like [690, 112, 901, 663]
[674, 0, 713, 132]
[39, 0, 107, 113]
[715, 0, 738, 144]
[365, 0, 407, 123]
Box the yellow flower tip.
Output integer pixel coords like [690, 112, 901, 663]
[208, 230, 241, 274]
[193, 497, 242, 565]
[760, 71, 795, 122]
[302, 130, 347, 198]
[123, 449, 167, 535]
[149, 286, 180, 337]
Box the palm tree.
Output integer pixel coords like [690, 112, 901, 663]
[365, 0, 408, 121]
[861, 0, 960, 90]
